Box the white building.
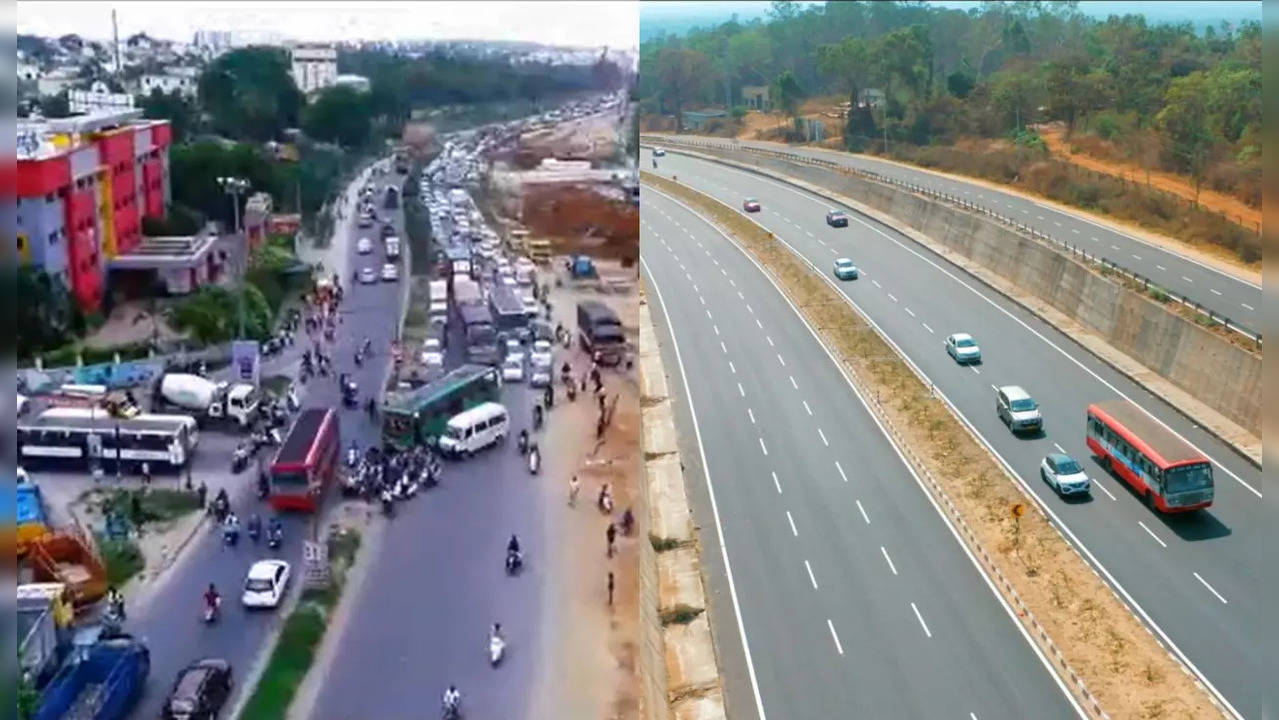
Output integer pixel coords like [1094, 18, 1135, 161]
[37, 68, 77, 97]
[138, 67, 199, 98]
[290, 43, 338, 95]
[333, 74, 370, 93]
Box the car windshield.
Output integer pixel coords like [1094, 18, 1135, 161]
[445, 426, 465, 440]
[1056, 459, 1082, 475]
[837, 260, 853, 268]
[245, 577, 274, 592]
[955, 338, 976, 348]
[1164, 463, 1213, 493]
[1010, 398, 1038, 412]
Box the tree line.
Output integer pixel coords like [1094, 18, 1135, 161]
[640, 0, 1260, 204]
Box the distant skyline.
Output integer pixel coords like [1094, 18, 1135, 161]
[17, 1, 639, 50]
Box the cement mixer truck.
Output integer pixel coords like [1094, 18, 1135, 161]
[152, 374, 259, 429]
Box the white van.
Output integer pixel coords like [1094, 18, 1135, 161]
[437, 402, 509, 457]
[385, 237, 401, 259]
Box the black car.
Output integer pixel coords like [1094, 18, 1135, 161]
[825, 209, 849, 227]
[163, 658, 232, 719]
[380, 222, 395, 238]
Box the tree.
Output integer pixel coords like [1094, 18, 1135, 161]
[655, 47, 712, 131]
[38, 92, 71, 119]
[168, 141, 280, 226]
[772, 70, 804, 123]
[946, 70, 975, 98]
[16, 266, 79, 360]
[303, 85, 373, 149]
[817, 37, 872, 114]
[138, 88, 197, 142]
[198, 47, 303, 142]
[988, 66, 1041, 131]
[727, 30, 774, 85]
[1156, 72, 1213, 203]
[1042, 55, 1092, 132]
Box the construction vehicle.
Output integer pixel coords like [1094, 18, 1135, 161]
[24, 528, 109, 608]
[19, 582, 76, 688]
[153, 374, 259, 429]
[33, 632, 150, 720]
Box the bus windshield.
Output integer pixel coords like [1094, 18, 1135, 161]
[1164, 463, 1212, 494]
[273, 470, 309, 486]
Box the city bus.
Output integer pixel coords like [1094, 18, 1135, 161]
[17, 407, 199, 472]
[1085, 400, 1214, 512]
[269, 408, 340, 513]
[382, 364, 502, 450]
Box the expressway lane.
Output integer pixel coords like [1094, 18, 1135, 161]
[642, 188, 1081, 720]
[650, 136, 1261, 330]
[649, 152, 1263, 718]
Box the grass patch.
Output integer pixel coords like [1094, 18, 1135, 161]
[659, 604, 704, 626]
[238, 527, 361, 720]
[89, 488, 202, 527]
[96, 536, 144, 587]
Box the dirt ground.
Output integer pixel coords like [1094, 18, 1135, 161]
[1035, 122, 1261, 230]
[519, 113, 624, 163]
[518, 187, 639, 262]
[528, 273, 641, 720]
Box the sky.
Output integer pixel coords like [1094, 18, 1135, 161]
[17, 0, 639, 50]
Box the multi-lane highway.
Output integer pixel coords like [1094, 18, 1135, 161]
[649, 135, 1261, 331]
[641, 187, 1082, 719]
[644, 151, 1264, 719]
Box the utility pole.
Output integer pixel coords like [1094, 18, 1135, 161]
[111, 10, 121, 79]
[219, 176, 251, 338]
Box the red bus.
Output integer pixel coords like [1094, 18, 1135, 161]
[269, 408, 340, 512]
[1086, 400, 1213, 513]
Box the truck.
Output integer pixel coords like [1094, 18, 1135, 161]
[577, 300, 627, 366]
[24, 528, 108, 607]
[453, 276, 482, 307]
[19, 583, 75, 689]
[152, 373, 259, 429]
[34, 634, 149, 720]
[457, 304, 500, 365]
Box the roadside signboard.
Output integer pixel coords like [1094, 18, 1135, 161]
[231, 340, 261, 388]
[302, 540, 331, 589]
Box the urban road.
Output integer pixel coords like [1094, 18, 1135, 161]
[649, 134, 1261, 332]
[641, 186, 1082, 720]
[127, 157, 407, 719]
[644, 153, 1263, 719]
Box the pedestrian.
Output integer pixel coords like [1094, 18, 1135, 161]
[597, 393, 606, 413]
[606, 522, 617, 558]
[129, 492, 143, 528]
[596, 417, 606, 440]
[197, 481, 208, 510]
[568, 475, 580, 507]
[140, 461, 151, 487]
[607, 571, 615, 606]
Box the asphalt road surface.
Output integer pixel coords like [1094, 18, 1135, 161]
[648, 136, 1261, 332]
[127, 159, 406, 719]
[645, 153, 1263, 719]
[641, 187, 1081, 720]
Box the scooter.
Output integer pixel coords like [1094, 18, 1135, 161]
[232, 445, 249, 473]
[489, 633, 506, 667]
[505, 549, 523, 576]
[527, 446, 540, 475]
[267, 522, 283, 550]
[247, 516, 262, 543]
[203, 597, 222, 624]
[223, 523, 240, 546]
[381, 492, 395, 518]
[517, 431, 529, 455]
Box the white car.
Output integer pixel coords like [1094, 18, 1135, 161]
[530, 339, 553, 367]
[356, 237, 373, 254]
[1040, 453, 1091, 497]
[944, 333, 982, 364]
[381, 263, 399, 282]
[242, 560, 291, 609]
[502, 355, 525, 382]
[420, 349, 445, 371]
[357, 215, 373, 229]
[360, 266, 378, 284]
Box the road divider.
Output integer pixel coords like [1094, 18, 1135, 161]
[642, 171, 1229, 720]
[638, 290, 727, 720]
[648, 141, 1261, 465]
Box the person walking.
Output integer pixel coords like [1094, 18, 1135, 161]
[606, 522, 617, 558]
[607, 571, 615, 606]
[140, 461, 151, 488]
[197, 481, 208, 510]
[568, 476, 580, 507]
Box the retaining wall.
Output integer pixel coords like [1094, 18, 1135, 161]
[672, 144, 1262, 437]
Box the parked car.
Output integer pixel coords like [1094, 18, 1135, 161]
[162, 658, 232, 720]
[945, 333, 982, 364]
[241, 560, 291, 609]
[1040, 453, 1091, 496]
[996, 385, 1043, 434]
[825, 209, 849, 227]
[742, 198, 761, 213]
[381, 263, 399, 282]
[833, 258, 859, 280]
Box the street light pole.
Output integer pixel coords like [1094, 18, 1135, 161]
[219, 176, 251, 338]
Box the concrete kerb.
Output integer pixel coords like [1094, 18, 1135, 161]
[642, 173, 1232, 720]
[647, 141, 1262, 469]
[638, 295, 728, 720]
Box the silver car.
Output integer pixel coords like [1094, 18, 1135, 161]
[996, 385, 1042, 433]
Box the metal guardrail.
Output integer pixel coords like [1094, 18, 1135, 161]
[646, 136, 1262, 348]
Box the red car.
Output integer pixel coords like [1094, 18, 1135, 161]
[742, 198, 761, 212]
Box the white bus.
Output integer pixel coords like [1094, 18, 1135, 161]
[17, 407, 200, 472]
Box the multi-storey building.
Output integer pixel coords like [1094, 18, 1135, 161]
[16, 109, 172, 313]
[290, 43, 338, 95]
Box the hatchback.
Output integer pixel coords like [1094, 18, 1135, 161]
[825, 210, 849, 227]
[742, 198, 761, 213]
[833, 258, 859, 280]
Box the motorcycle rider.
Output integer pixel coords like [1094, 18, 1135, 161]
[257, 470, 270, 499]
[105, 585, 126, 620]
[223, 511, 240, 539]
[203, 583, 221, 617]
[268, 517, 284, 545]
[507, 534, 521, 559]
[247, 514, 262, 541]
[517, 428, 529, 454]
[442, 685, 461, 712]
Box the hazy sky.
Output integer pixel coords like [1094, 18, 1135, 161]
[17, 1, 639, 49]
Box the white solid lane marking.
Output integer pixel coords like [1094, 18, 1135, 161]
[818, 428, 829, 446]
[786, 510, 796, 536]
[772, 471, 782, 494]
[738, 382, 745, 397]
[1210, 288, 1222, 296]
[1053, 442, 1066, 454]
[835, 461, 848, 483]
[1241, 303, 1254, 311]
[789, 376, 798, 389]
[802, 400, 812, 415]
[856, 500, 870, 524]
[827, 619, 844, 656]
[777, 354, 786, 367]
[804, 560, 819, 589]
[911, 603, 932, 638]
[759, 437, 768, 455]
[904, 308, 915, 318]
[1137, 521, 1168, 549]
[1194, 572, 1228, 604]
[748, 408, 756, 424]
[881, 546, 898, 575]
[922, 323, 934, 334]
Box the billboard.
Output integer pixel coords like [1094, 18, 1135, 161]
[231, 340, 261, 387]
[68, 90, 135, 114]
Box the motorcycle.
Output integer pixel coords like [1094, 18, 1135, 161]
[441, 699, 461, 720]
[516, 431, 528, 455]
[527, 446, 540, 475]
[203, 596, 222, 624]
[346, 444, 360, 469]
[489, 634, 506, 667]
[247, 516, 262, 543]
[232, 444, 249, 473]
[101, 605, 125, 636]
[267, 522, 283, 550]
[223, 522, 240, 546]
[381, 491, 395, 518]
[505, 549, 523, 576]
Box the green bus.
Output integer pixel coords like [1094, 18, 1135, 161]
[382, 364, 502, 449]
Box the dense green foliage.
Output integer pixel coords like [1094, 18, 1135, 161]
[198, 47, 304, 142]
[640, 1, 1260, 203]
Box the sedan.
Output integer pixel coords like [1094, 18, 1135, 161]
[359, 267, 378, 284]
[742, 198, 761, 213]
[945, 333, 982, 364]
[833, 258, 859, 280]
[356, 237, 373, 254]
[242, 560, 291, 609]
[653, 148, 666, 157]
[1040, 453, 1091, 497]
[381, 263, 399, 282]
[825, 210, 849, 227]
[162, 658, 232, 720]
[502, 355, 525, 382]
